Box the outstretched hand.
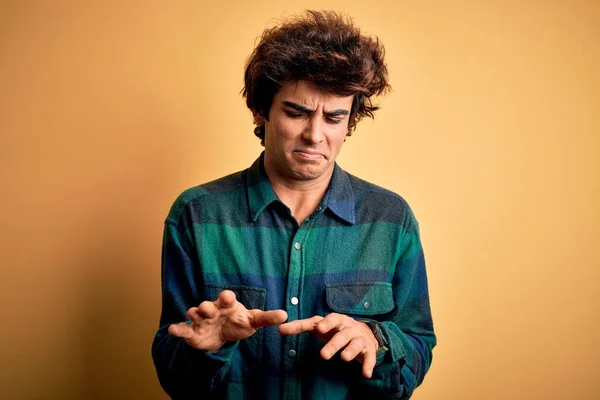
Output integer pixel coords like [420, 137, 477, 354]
[279, 313, 379, 378]
[169, 290, 288, 352]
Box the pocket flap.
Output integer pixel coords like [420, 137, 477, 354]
[325, 282, 394, 316]
[204, 284, 266, 310]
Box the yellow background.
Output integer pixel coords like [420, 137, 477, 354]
[1, 1, 598, 399]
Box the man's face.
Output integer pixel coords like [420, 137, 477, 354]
[257, 81, 354, 184]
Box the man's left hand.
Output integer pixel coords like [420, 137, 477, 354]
[278, 313, 379, 378]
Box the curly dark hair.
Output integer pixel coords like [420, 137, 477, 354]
[242, 10, 391, 144]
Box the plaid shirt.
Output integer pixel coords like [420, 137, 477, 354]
[152, 153, 436, 399]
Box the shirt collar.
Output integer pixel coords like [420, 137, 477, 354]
[247, 153, 280, 221]
[246, 152, 356, 225]
[321, 163, 356, 224]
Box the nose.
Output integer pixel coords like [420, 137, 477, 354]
[302, 116, 324, 144]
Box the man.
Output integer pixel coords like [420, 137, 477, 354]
[152, 10, 435, 400]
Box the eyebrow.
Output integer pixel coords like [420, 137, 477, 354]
[282, 101, 349, 117]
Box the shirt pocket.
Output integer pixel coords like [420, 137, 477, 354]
[325, 282, 394, 316]
[203, 284, 266, 383]
[204, 284, 267, 311]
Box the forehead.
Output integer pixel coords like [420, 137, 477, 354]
[275, 81, 353, 109]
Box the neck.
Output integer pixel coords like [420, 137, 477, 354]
[265, 164, 333, 225]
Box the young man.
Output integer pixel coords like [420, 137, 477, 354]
[152, 10, 436, 399]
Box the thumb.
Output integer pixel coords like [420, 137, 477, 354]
[249, 309, 288, 328]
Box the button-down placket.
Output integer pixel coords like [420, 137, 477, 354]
[281, 208, 324, 399]
[282, 224, 309, 398]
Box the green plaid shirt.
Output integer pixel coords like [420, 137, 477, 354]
[152, 153, 436, 399]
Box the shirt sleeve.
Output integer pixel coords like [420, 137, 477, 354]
[151, 213, 238, 398]
[357, 208, 437, 398]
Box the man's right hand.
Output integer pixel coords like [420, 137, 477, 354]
[168, 290, 288, 352]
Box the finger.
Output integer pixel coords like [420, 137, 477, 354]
[186, 307, 202, 324]
[340, 337, 365, 362]
[216, 290, 237, 308]
[196, 301, 218, 319]
[278, 315, 324, 335]
[362, 348, 377, 379]
[249, 309, 288, 328]
[168, 322, 194, 339]
[316, 313, 348, 335]
[320, 329, 354, 360]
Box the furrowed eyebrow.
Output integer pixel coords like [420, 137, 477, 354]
[282, 101, 349, 117]
[282, 101, 314, 113]
[324, 109, 349, 117]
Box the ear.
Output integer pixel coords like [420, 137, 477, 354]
[253, 111, 266, 126]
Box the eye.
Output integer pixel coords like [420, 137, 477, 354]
[326, 118, 343, 125]
[285, 111, 304, 119]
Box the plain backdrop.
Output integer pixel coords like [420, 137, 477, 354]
[1, 1, 598, 399]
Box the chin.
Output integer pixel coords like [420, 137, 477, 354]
[292, 168, 323, 180]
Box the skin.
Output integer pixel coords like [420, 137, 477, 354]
[278, 313, 380, 378]
[169, 81, 380, 379]
[168, 290, 288, 352]
[255, 81, 353, 223]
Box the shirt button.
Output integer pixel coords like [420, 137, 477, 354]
[294, 242, 301, 250]
[288, 349, 297, 358]
[290, 297, 299, 305]
[316, 206, 322, 211]
[363, 301, 370, 310]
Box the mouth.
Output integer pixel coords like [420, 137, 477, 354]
[293, 150, 324, 160]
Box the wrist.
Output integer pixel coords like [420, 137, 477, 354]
[207, 343, 225, 354]
[183, 338, 225, 353]
[359, 320, 389, 356]
[186, 340, 240, 361]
